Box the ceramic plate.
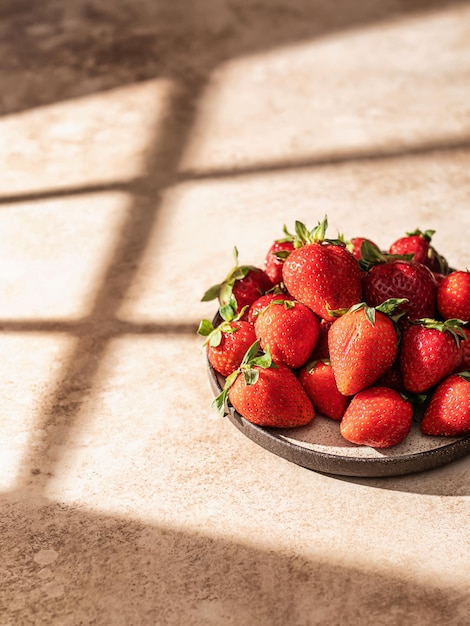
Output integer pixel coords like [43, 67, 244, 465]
[207, 361, 470, 478]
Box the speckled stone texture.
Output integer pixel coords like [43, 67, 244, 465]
[1, 1, 470, 624]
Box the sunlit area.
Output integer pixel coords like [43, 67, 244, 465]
[0, 194, 134, 319]
[0, 79, 174, 196]
[1, 0, 469, 623]
[180, 4, 470, 173]
[0, 334, 76, 491]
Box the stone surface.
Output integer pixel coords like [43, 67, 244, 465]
[1, 1, 469, 624]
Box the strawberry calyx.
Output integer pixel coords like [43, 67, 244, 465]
[411, 317, 467, 345]
[264, 284, 289, 297]
[405, 228, 435, 242]
[291, 216, 344, 249]
[198, 301, 248, 348]
[272, 249, 293, 261]
[396, 390, 428, 423]
[398, 389, 428, 406]
[340, 235, 380, 258]
[359, 239, 414, 271]
[273, 224, 295, 246]
[456, 370, 470, 382]
[249, 297, 297, 322]
[267, 298, 296, 310]
[213, 341, 276, 415]
[329, 298, 408, 326]
[304, 357, 331, 374]
[201, 246, 262, 305]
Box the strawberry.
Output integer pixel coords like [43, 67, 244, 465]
[246, 291, 289, 324]
[299, 360, 350, 420]
[387, 227, 450, 276]
[198, 305, 257, 377]
[254, 299, 320, 369]
[265, 240, 295, 285]
[264, 227, 295, 285]
[340, 386, 413, 448]
[388, 228, 434, 266]
[328, 300, 402, 396]
[362, 259, 437, 321]
[399, 319, 465, 393]
[282, 217, 362, 320]
[437, 270, 470, 322]
[214, 342, 315, 428]
[201, 247, 273, 317]
[420, 371, 470, 436]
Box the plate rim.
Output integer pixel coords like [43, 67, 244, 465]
[207, 356, 470, 478]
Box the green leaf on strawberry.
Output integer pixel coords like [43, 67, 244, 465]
[359, 239, 414, 271]
[213, 340, 273, 415]
[291, 216, 343, 248]
[202, 247, 273, 314]
[412, 317, 467, 345]
[405, 228, 435, 241]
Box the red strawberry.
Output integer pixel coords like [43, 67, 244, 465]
[201, 247, 273, 317]
[198, 309, 257, 377]
[282, 218, 362, 320]
[388, 229, 434, 266]
[400, 319, 465, 393]
[363, 259, 437, 321]
[340, 386, 413, 448]
[247, 291, 289, 324]
[254, 299, 320, 369]
[214, 342, 315, 428]
[421, 371, 470, 436]
[328, 301, 401, 396]
[437, 270, 470, 322]
[299, 360, 350, 420]
[264, 229, 295, 285]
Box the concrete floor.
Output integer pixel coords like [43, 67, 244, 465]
[1, 1, 470, 624]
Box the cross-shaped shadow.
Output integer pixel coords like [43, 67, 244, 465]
[2, 2, 470, 622]
[1, 0, 469, 497]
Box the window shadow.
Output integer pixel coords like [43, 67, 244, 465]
[1, 0, 468, 516]
[1, 3, 469, 622]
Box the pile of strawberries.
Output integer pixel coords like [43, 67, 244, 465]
[198, 217, 470, 448]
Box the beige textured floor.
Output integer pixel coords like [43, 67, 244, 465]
[1, 1, 470, 624]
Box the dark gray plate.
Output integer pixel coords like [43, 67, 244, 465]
[208, 360, 470, 477]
